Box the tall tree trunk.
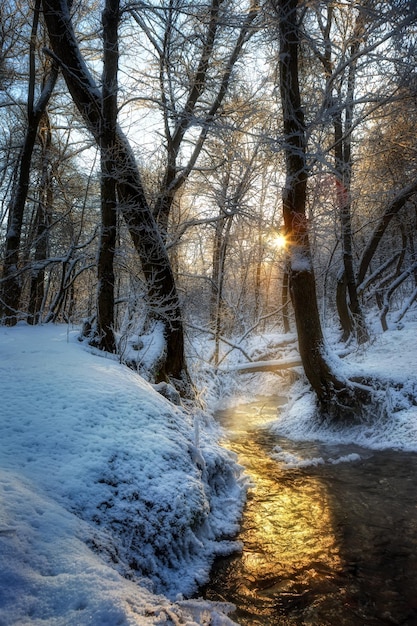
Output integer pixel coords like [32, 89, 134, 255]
[318, 3, 368, 344]
[210, 213, 233, 366]
[254, 232, 263, 322]
[94, 0, 119, 353]
[316, 4, 369, 343]
[333, 39, 369, 344]
[277, 0, 349, 412]
[1, 0, 58, 325]
[335, 268, 352, 342]
[42, 0, 186, 381]
[281, 265, 291, 333]
[28, 112, 53, 325]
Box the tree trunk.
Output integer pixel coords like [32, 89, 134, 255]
[281, 265, 291, 333]
[28, 112, 53, 325]
[94, 0, 119, 354]
[357, 180, 417, 286]
[335, 52, 369, 343]
[335, 268, 353, 342]
[277, 0, 349, 413]
[42, 0, 186, 381]
[210, 213, 233, 366]
[316, 5, 369, 343]
[1, 0, 58, 324]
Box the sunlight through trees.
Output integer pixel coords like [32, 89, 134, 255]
[1, 0, 417, 407]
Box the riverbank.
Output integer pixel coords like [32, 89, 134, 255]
[0, 323, 245, 625]
[204, 396, 417, 625]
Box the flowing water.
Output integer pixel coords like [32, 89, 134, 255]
[203, 397, 417, 625]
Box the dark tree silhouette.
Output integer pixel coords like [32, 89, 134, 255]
[276, 0, 370, 417]
[41, 0, 187, 382]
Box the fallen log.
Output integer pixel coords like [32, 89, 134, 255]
[220, 358, 302, 374]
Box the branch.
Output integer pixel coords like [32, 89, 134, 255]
[186, 322, 254, 363]
[358, 180, 417, 284]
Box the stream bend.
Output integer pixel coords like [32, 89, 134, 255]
[203, 396, 417, 626]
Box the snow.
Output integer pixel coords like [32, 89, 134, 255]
[270, 445, 363, 469]
[198, 313, 417, 470]
[1, 314, 416, 624]
[290, 247, 313, 272]
[269, 317, 417, 454]
[0, 324, 244, 626]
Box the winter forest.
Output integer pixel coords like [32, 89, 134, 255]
[1, 0, 417, 401]
[0, 0, 417, 626]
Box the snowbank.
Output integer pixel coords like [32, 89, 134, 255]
[194, 314, 417, 467]
[0, 324, 245, 625]
[269, 320, 417, 453]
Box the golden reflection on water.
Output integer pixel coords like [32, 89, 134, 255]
[234, 442, 341, 590]
[207, 399, 417, 625]
[217, 399, 343, 600]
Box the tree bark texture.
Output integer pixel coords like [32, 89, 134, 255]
[210, 212, 233, 365]
[41, 0, 186, 380]
[95, 0, 119, 354]
[281, 265, 291, 333]
[277, 0, 349, 412]
[1, 0, 58, 324]
[333, 28, 369, 344]
[28, 112, 53, 325]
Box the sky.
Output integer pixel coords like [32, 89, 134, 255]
[0, 312, 416, 625]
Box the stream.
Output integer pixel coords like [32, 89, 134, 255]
[203, 396, 417, 625]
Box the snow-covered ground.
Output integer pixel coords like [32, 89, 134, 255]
[270, 316, 417, 453]
[0, 324, 245, 626]
[200, 312, 417, 469]
[1, 314, 416, 625]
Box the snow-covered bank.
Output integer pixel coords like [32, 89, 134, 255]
[0, 324, 245, 625]
[198, 314, 417, 464]
[2, 315, 416, 623]
[270, 318, 417, 453]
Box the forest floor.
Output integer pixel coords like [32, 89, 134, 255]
[0, 312, 416, 625]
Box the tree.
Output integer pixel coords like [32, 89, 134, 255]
[353, 53, 417, 311]
[126, 0, 260, 238]
[313, 2, 370, 343]
[27, 110, 53, 325]
[0, 1, 20, 91]
[275, 0, 365, 416]
[1, 0, 58, 324]
[94, 0, 120, 353]
[41, 0, 187, 382]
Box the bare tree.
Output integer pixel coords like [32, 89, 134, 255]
[275, 0, 366, 416]
[1, 0, 58, 324]
[41, 0, 187, 382]
[128, 0, 260, 238]
[319, 3, 370, 344]
[94, 0, 120, 353]
[27, 110, 53, 325]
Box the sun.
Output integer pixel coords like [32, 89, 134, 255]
[271, 232, 287, 250]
